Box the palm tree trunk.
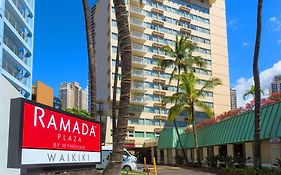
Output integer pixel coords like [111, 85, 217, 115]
[174, 68, 188, 163]
[191, 105, 201, 167]
[103, 0, 132, 174]
[112, 41, 119, 143]
[253, 0, 263, 169]
[82, 0, 96, 120]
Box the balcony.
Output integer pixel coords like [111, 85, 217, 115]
[153, 102, 165, 108]
[152, 0, 163, 3]
[180, 17, 191, 23]
[130, 18, 145, 32]
[130, 6, 145, 19]
[132, 56, 146, 68]
[3, 37, 31, 66]
[4, 9, 32, 47]
[152, 42, 164, 49]
[130, 0, 145, 6]
[180, 27, 191, 34]
[127, 126, 135, 131]
[131, 31, 146, 44]
[154, 128, 163, 133]
[152, 54, 165, 60]
[132, 69, 146, 81]
[153, 66, 164, 72]
[154, 115, 167, 120]
[152, 31, 164, 38]
[132, 43, 146, 56]
[153, 78, 166, 84]
[10, 0, 33, 28]
[125, 139, 135, 144]
[151, 19, 164, 27]
[151, 8, 164, 15]
[131, 82, 146, 93]
[131, 96, 147, 105]
[153, 90, 166, 96]
[179, 6, 191, 13]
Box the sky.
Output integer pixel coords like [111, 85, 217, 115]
[33, 0, 281, 108]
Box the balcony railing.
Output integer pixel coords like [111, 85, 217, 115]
[131, 31, 146, 40]
[132, 69, 144, 77]
[2, 61, 28, 86]
[5, 9, 31, 46]
[130, 18, 145, 28]
[132, 56, 144, 64]
[132, 43, 145, 52]
[10, 0, 33, 27]
[131, 96, 145, 103]
[130, 6, 144, 15]
[132, 82, 145, 89]
[3, 37, 30, 66]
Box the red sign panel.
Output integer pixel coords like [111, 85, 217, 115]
[22, 103, 101, 152]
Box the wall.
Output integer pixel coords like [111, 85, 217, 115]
[35, 81, 54, 107]
[0, 75, 21, 175]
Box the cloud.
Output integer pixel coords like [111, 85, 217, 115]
[227, 18, 240, 29]
[278, 39, 281, 45]
[233, 60, 281, 107]
[242, 42, 249, 47]
[269, 16, 281, 31]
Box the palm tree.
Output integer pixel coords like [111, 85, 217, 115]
[112, 41, 119, 144]
[82, 0, 96, 120]
[160, 35, 206, 162]
[164, 72, 221, 167]
[252, 0, 263, 169]
[243, 85, 264, 100]
[103, 0, 132, 174]
[66, 108, 90, 118]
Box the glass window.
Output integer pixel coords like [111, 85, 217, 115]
[146, 132, 155, 138]
[135, 131, 145, 137]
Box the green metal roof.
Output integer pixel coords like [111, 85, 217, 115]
[158, 102, 281, 149]
[157, 127, 185, 149]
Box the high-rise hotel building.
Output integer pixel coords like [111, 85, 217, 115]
[0, 0, 35, 99]
[93, 0, 230, 148]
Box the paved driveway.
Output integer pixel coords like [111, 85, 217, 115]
[151, 165, 218, 175]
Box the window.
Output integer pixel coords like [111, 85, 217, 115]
[135, 131, 145, 137]
[128, 131, 134, 137]
[146, 132, 155, 138]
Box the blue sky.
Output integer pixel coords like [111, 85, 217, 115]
[33, 0, 281, 105]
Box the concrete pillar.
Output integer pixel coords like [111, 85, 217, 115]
[193, 149, 197, 162]
[151, 147, 155, 163]
[171, 149, 176, 165]
[187, 149, 192, 161]
[214, 146, 219, 156]
[227, 144, 234, 157]
[245, 142, 253, 162]
[164, 149, 168, 164]
[271, 143, 281, 164]
[203, 147, 208, 161]
[157, 149, 161, 163]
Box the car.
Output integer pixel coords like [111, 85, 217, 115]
[96, 145, 137, 171]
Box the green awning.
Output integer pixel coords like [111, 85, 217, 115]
[157, 127, 185, 149]
[158, 102, 281, 149]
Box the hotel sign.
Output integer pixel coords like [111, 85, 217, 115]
[8, 98, 101, 169]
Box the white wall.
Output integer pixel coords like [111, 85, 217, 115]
[0, 75, 21, 175]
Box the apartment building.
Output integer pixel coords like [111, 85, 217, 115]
[59, 82, 88, 111]
[93, 0, 230, 148]
[270, 75, 281, 94]
[0, 0, 35, 99]
[230, 88, 237, 110]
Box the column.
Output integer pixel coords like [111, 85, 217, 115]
[227, 144, 234, 157]
[151, 147, 155, 163]
[245, 142, 253, 163]
[214, 146, 219, 156]
[171, 149, 176, 165]
[187, 149, 191, 162]
[164, 149, 168, 164]
[157, 149, 161, 163]
[193, 149, 197, 162]
[271, 143, 281, 164]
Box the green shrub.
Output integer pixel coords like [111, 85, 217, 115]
[175, 155, 184, 165]
[206, 155, 218, 167]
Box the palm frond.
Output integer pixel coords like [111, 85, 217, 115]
[195, 100, 214, 118]
[168, 103, 186, 122]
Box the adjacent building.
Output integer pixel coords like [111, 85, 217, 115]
[0, 0, 35, 99]
[230, 88, 237, 110]
[93, 0, 230, 148]
[270, 75, 281, 94]
[32, 80, 54, 107]
[59, 82, 88, 111]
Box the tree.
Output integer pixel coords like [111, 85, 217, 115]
[82, 0, 96, 120]
[252, 0, 263, 169]
[164, 72, 221, 167]
[243, 85, 264, 100]
[160, 35, 206, 162]
[66, 108, 90, 118]
[102, 0, 132, 174]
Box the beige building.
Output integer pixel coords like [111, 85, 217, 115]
[230, 88, 237, 110]
[93, 0, 230, 148]
[59, 82, 88, 111]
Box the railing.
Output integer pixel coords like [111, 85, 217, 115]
[3, 37, 29, 66]
[131, 96, 145, 103]
[2, 61, 28, 86]
[132, 56, 144, 64]
[130, 6, 144, 15]
[132, 43, 145, 52]
[130, 18, 145, 27]
[11, 0, 32, 27]
[132, 69, 144, 77]
[5, 9, 31, 46]
[131, 31, 146, 40]
[132, 82, 145, 89]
